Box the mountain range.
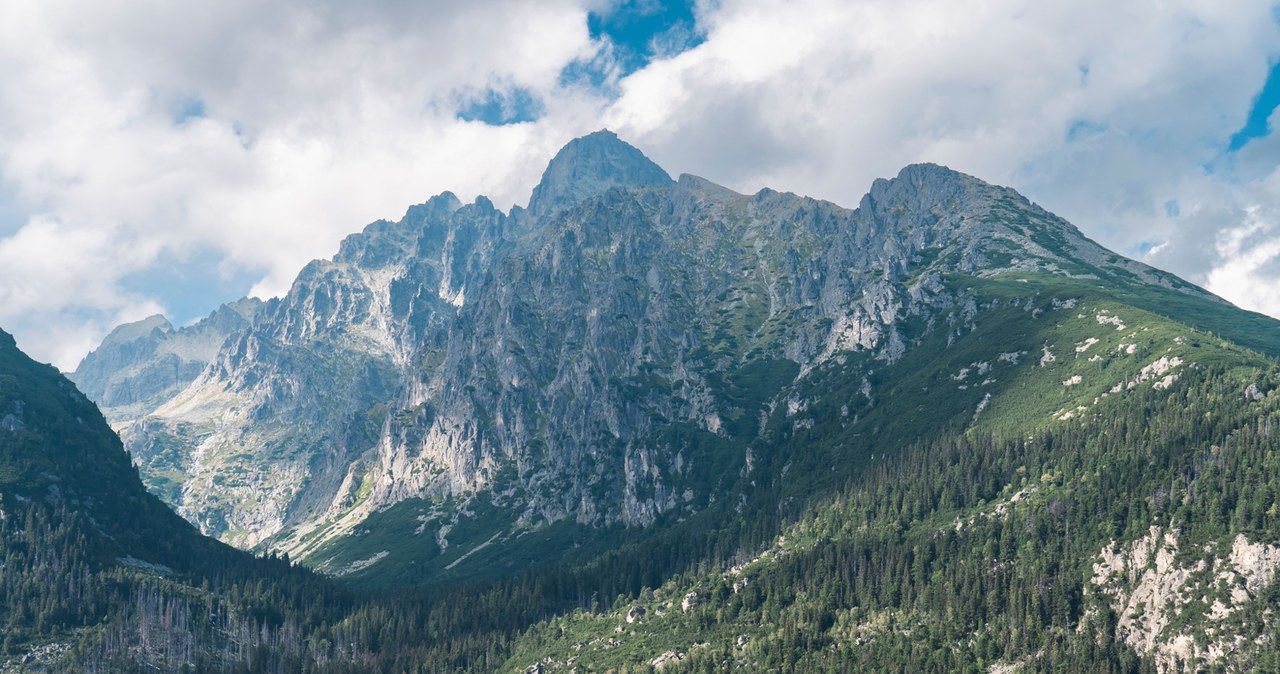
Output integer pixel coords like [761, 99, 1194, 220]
[20, 130, 1277, 671]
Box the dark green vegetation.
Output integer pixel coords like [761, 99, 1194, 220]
[0, 328, 347, 671]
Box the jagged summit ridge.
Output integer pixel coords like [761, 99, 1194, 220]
[528, 129, 674, 217]
[75, 132, 1249, 573]
[335, 191, 464, 268]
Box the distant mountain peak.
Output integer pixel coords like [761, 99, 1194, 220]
[896, 161, 964, 177]
[100, 314, 174, 346]
[867, 162, 981, 196]
[403, 191, 463, 223]
[70, 300, 263, 423]
[77, 131, 1280, 593]
[528, 129, 674, 217]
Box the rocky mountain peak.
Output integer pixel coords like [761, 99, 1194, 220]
[863, 162, 987, 206]
[334, 191, 465, 268]
[867, 163, 1060, 233]
[894, 161, 973, 183]
[100, 314, 174, 347]
[405, 190, 464, 222]
[528, 129, 674, 217]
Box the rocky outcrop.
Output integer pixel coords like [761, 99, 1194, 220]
[1089, 526, 1280, 672]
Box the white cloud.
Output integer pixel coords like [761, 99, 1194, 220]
[1205, 212, 1280, 316]
[0, 215, 166, 369]
[1163, 165, 1280, 318]
[0, 0, 1278, 369]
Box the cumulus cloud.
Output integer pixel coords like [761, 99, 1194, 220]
[0, 216, 166, 368]
[1205, 212, 1280, 317]
[1148, 165, 1280, 318]
[0, 0, 1278, 368]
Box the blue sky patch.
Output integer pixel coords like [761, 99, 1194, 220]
[0, 178, 27, 237]
[0, 205, 24, 237]
[120, 249, 260, 326]
[559, 54, 615, 91]
[590, 0, 704, 74]
[1228, 60, 1280, 152]
[456, 87, 543, 126]
[172, 96, 206, 125]
[1066, 119, 1106, 141]
[562, 0, 705, 91]
[1130, 240, 1163, 257]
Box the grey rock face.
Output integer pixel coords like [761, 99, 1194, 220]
[84, 131, 1212, 557]
[70, 299, 261, 424]
[528, 129, 674, 218]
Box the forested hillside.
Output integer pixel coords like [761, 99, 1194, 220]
[504, 363, 1280, 672]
